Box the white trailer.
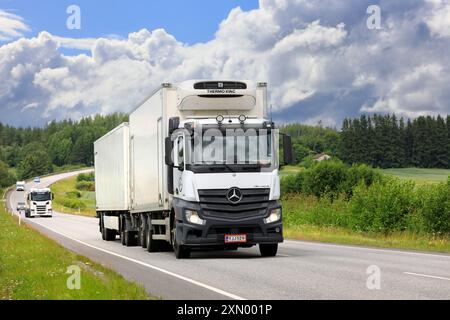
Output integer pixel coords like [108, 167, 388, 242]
[95, 80, 293, 258]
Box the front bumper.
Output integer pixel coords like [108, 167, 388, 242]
[173, 198, 283, 247]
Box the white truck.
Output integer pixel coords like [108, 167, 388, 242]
[94, 80, 293, 258]
[25, 188, 54, 218]
[16, 181, 25, 191]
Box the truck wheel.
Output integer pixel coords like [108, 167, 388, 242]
[25, 210, 30, 218]
[102, 225, 116, 241]
[173, 227, 190, 259]
[146, 219, 159, 252]
[124, 231, 137, 247]
[259, 244, 278, 257]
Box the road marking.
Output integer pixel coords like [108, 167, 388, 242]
[404, 272, 450, 282]
[27, 219, 246, 300]
[284, 239, 450, 259]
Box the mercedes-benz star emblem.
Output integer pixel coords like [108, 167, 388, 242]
[227, 188, 243, 204]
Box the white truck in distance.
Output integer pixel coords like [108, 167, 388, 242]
[16, 181, 25, 191]
[25, 188, 54, 218]
[94, 80, 293, 258]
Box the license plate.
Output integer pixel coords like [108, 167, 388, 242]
[224, 234, 247, 243]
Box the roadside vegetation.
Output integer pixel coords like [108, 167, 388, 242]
[52, 172, 96, 217]
[0, 205, 153, 300]
[0, 113, 128, 181]
[280, 160, 450, 252]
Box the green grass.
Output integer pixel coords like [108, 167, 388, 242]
[280, 165, 303, 177]
[381, 168, 450, 184]
[281, 194, 450, 253]
[0, 206, 155, 300]
[51, 175, 96, 217]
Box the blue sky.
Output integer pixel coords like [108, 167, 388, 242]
[2, 0, 258, 44]
[1, 0, 450, 127]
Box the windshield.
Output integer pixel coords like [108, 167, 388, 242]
[31, 192, 51, 202]
[185, 126, 277, 172]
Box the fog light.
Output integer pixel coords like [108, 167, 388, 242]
[264, 208, 281, 224]
[185, 210, 206, 225]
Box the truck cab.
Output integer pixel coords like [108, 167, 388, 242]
[168, 117, 288, 257]
[16, 181, 25, 191]
[25, 188, 54, 218]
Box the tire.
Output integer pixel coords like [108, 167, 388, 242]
[146, 219, 159, 252]
[101, 214, 116, 241]
[259, 243, 278, 257]
[25, 210, 30, 218]
[172, 225, 190, 259]
[124, 231, 137, 247]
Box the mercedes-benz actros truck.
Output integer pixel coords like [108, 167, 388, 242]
[94, 80, 293, 258]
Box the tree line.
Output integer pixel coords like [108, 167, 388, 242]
[0, 113, 128, 184]
[340, 114, 450, 169]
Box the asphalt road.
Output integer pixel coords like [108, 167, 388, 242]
[7, 171, 450, 300]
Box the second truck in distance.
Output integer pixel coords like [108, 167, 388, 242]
[94, 80, 293, 258]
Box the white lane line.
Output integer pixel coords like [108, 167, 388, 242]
[404, 272, 450, 282]
[284, 239, 450, 259]
[28, 219, 246, 300]
[277, 254, 292, 257]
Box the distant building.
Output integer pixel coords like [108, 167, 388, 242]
[313, 153, 331, 162]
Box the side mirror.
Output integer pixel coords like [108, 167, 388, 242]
[52, 193, 55, 200]
[165, 137, 174, 166]
[283, 134, 294, 165]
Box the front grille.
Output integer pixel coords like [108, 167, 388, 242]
[36, 205, 46, 212]
[194, 81, 247, 90]
[198, 188, 270, 220]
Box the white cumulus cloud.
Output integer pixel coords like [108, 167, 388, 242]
[1, 1, 450, 127]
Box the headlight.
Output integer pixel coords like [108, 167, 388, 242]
[264, 208, 282, 224]
[185, 210, 206, 225]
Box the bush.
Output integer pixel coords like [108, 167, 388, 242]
[349, 177, 416, 233]
[341, 164, 383, 197]
[59, 198, 86, 209]
[66, 191, 81, 199]
[77, 172, 95, 182]
[281, 161, 382, 199]
[281, 173, 305, 195]
[417, 183, 450, 235]
[302, 160, 348, 198]
[76, 181, 95, 191]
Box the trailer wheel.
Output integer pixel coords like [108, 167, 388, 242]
[102, 225, 116, 241]
[146, 219, 159, 252]
[124, 231, 137, 247]
[173, 226, 190, 259]
[259, 244, 278, 257]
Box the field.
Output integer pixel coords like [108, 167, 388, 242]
[381, 168, 450, 184]
[51, 175, 96, 217]
[0, 205, 154, 300]
[279, 165, 303, 177]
